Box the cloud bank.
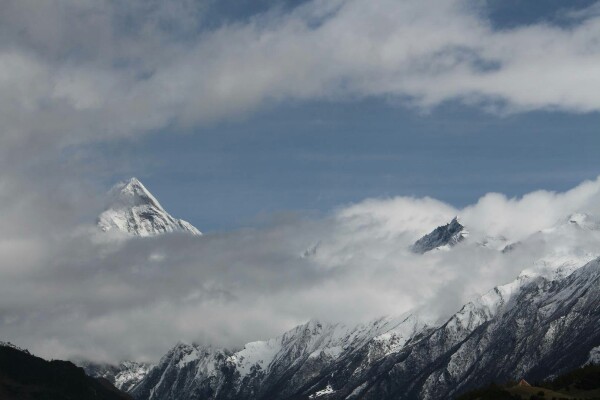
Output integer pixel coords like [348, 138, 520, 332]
[3, 176, 600, 363]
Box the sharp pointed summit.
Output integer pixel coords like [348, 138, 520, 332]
[97, 178, 201, 237]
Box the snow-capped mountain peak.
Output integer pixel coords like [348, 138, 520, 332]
[97, 177, 201, 237]
[109, 177, 163, 209]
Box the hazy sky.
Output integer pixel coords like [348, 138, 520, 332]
[4, 0, 600, 362]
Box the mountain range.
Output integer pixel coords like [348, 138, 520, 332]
[76, 179, 600, 399]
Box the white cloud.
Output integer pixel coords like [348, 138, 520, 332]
[461, 177, 600, 240]
[3, 176, 600, 362]
[1, 0, 600, 159]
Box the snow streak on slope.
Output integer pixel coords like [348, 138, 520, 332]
[97, 178, 201, 237]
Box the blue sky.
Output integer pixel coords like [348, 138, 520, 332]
[107, 99, 600, 231]
[486, 0, 597, 27]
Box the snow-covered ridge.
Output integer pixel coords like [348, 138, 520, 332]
[97, 177, 201, 237]
[121, 314, 432, 399]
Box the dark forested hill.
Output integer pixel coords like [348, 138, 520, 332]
[456, 364, 600, 399]
[0, 343, 132, 400]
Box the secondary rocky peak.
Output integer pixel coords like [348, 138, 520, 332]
[97, 178, 201, 237]
[411, 217, 467, 254]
